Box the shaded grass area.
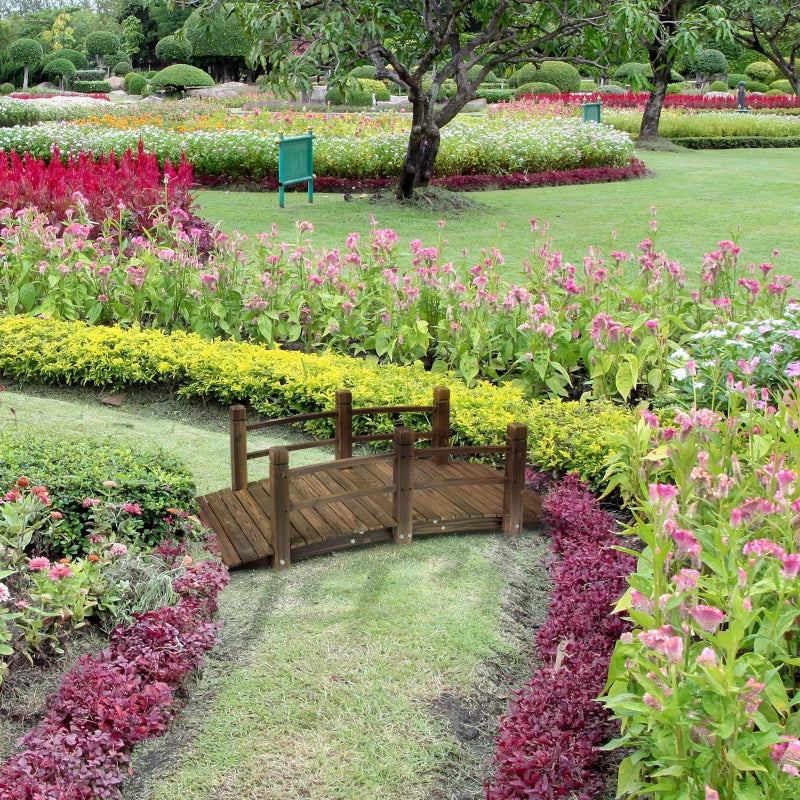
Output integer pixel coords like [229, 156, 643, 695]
[131, 532, 550, 800]
[196, 148, 800, 274]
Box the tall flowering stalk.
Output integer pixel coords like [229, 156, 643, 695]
[602, 381, 800, 799]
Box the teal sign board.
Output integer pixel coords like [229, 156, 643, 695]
[277, 130, 314, 208]
[582, 100, 602, 123]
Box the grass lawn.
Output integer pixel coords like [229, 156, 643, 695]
[196, 148, 800, 275]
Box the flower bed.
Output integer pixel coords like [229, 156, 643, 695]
[0, 207, 794, 403]
[0, 543, 228, 799]
[0, 316, 631, 487]
[496, 93, 800, 112]
[486, 475, 634, 799]
[0, 116, 634, 181]
[0, 96, 110, 127]
[602, 385, 800, 798]
[0, 144, 196, 235]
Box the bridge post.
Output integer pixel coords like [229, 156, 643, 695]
[432, 386, 450, 465]
[230, 405, 249, 492]
[335, 389, 353, 460]
[393, 426, 415, 544]
[270, 446, 291, 569]
[503, 423, 528, 534]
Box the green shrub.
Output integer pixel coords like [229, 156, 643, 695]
[673, 135, 800, 149]
[708, 80, 729, 92]
[9, 38, 43, 67]
[43, 49, 88, 70]
[666, 82, 694, 95]
[514, 81, 559, 97]
[612, 62, 650, 82]
[579, 79, 597, 92]
[127, 74, 147, 95]
[693, 48, 728, 76]
[44, 57, 77, 87]
[72, 80, 112, 93]
[123, 70, 137, 90]
[349, 65, 377, 79]
[75, 69, 106, 82]
[475, 87, 514, 103]
[745, 61, 776, 84]
[150, 63, 215, 93]
[145, 70, 157, 79]
[509, 61, 581, 91]
[0, 317, 632, 488]
[770, 79, 794, 94]
[154, 34, 192, 64]
[744, 80, 769, 93]
[0, 82, 14, 95]
[727, 73, 748, 88]
[85, 31, 121, 65]
[596, 84, 627, 95]
[326, 77, 389, 105]
[467, 64, 499, 83]
[0, 428, 196, 556]
[113, 61, 132, 77]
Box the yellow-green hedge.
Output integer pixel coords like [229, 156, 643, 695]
[0, 318, 631, 486]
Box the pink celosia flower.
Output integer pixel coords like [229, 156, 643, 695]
[630, 589, 653, 614]
[620, 632, 634, 645]
[704, 787, 719, 800]
[742, 677, 765, 715]
[672, 528, 701, 559]
[690, 604, 726, 633]
[672, 568, 699, 592]
[781, 553, 800, 580]
[110, 543, 128, 556]
[82, 497, 102, 508]
[27, 556, 50, 571]
[48, 563, 73, 580]
[0, 583, 10, 603]
[103, 480, 117, 488]
[643, 693, 662, 711]
[696, 648, 718, 668]
[743, 539, 786, 560]
[121, 502, 142, 515]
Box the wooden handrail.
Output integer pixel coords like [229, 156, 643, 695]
[289, 451, 394, 478]
[352, 431, 433, 444]
[351, 404, 434, 415]
[246, 409, 336, 431]
[413, 445, 508, 458]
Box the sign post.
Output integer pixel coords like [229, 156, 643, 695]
[277, 129, 314, 208]
[582, 99, 602, 123]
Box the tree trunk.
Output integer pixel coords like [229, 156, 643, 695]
[639, 45, 672, 140]
[396, 90, 441, 199]
[22, 64, 29, 91]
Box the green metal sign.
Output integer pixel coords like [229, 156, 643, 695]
[277, 130, 314, 208]
[582, 100, 602, 123]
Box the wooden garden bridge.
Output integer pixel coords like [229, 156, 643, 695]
[196, 387, 542, 569]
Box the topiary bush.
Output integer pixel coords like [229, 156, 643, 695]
[612, 62, 650, 82]
[467, 64, 499, 83]
[155, 34, 192, 64]
[533, 61, 581, 92]
[72, 80, 112, 93]
[9, 38, 43, 89]
[75, 69, 106, 82]
[476, 87, 514, 103]
[145, 70, 157, 79]
[579, 79, 597, 92]
[0, 82, 14, 95]
[43, 57, 77, 89]
[727, 73, 748, 88]
[113, 61, 133, 77]
[85, 31, 121, 67]
[666, 81, 694, 95]
[349, 64, 377, 80]
[595, 84, 627, 95]
[745, 61, 776, 84]
[744, 80, 769, 93]
[708, 80, 729, 92]
[514, 81, 559, 97]
[326, 77, 388, 105]
[149, 63, 215, 93]
[693, 48, 728, 76]
[0, 429, 196, 556]
[43, 49, 88, 70]
[127, 73, 147, 95]
[770, 79, 794, 94]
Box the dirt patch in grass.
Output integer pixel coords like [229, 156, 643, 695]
[368, 186, 487, 214]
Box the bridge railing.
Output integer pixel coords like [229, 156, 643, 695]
[228, 386, 451, 492]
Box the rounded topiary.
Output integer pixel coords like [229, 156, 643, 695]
[145, 70, 157, 79]
[708, 80, 729, 92]
[694, 48, 728, 76]
[666, 81, 695, 95]
[149, 63, 215, 93]
[9, 37, 43, 66]
[44, 48, 89, 70]
[349, 65, 377, 80]
[155, 34, 192, 64]
[770, 79, 794, 94]
[113, 61, 133, 77]
[0, 82, 14, 94]
[530, 61, 581, 93]
[184, 6, 252, 59]
[127, 73, 147, 95]
[326, 77, 388, 105]
[727, 73, 748, 88]
[508, 64, 538, 88]
[75, 69, 106, 82]
[766, 88, 787, 97]
[744, 80, 769, 93]
[44, 57, 77, 80]
[467, 64, 499, 83]
[579, 79, 597, 92]
[612, 62, 651, 82]
[514, 81, 559, 97]
[595, 84, 627, 95]
[85, 31, 122, 64]
[745, 61, 776, 84]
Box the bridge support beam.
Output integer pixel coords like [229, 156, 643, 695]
[432, 386, 450, 466]
[393, 426, 415, 544]
[230, 405, 249, 492]
[335, 389, 353, 460]
[503, 423, 528, 534]
[270, 446, 291, 569]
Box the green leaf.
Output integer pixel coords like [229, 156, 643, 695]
[726, 749, 767, 772]
[86, 301, 103, 325]
[18, 282, 38, 312]
[617, 756, 643, 796]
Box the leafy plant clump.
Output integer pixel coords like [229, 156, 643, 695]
[149, 64, 215, 94]
[514, 81, 559, 97]
[509, 61, 581, 92]
[0, 430, 196, 555]
[487, 475, 634, 799]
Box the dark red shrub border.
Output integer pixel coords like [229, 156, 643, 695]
[485, 475, 634, 800]
[194, 158, 647, 193]
[0, 541, 229, 800]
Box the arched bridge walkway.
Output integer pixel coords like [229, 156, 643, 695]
[196, 387, 542, 570]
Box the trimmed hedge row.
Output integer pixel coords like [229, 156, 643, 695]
[0, 317, 631, 487]
[672, 135, 800, 148]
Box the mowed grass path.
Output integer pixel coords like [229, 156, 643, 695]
[196, 148, 800, 275]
